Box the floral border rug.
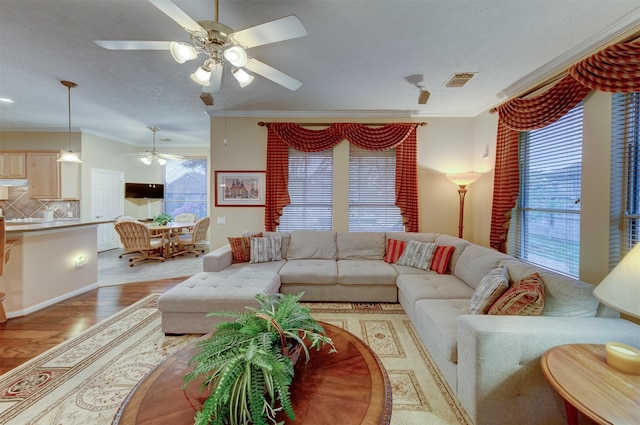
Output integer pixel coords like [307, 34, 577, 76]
[0, 296, 472, 425]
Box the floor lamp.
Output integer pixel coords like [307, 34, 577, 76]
[446, 173, 481, 238]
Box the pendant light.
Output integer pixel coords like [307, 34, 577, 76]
[57, 80, 83, 163]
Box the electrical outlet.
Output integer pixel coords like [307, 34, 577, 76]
[217, 217, 226, 224]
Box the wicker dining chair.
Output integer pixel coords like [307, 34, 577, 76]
[171, 216, 210, 258]
[173, 212, 197, 223]
[114, 221, 165, 266]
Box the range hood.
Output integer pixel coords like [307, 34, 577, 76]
[0, 179, 29, 186]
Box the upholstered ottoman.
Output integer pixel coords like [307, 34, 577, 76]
[157, 270, 281, 334]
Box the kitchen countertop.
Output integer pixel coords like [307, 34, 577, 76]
[5, 218, 114, 233]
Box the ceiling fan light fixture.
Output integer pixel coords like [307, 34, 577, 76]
[169, 42, 198, 64]
[232, 67, 254, 88]
[191, 63, 212, 86]
[223, 46, 247, 67]
[140, 156, 153, 165]
[156, 157, 167, 166]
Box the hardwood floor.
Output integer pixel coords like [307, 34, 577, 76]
[0, 278, 185, 375]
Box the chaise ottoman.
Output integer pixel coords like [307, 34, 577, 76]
[157, 270, 281, 334]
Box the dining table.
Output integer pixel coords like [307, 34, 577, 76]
[146, 221, 195, 258]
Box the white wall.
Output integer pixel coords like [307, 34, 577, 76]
[209, 116, 497, 250]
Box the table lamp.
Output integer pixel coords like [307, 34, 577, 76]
[593, 243, 640, 375]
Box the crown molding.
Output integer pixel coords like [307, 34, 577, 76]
[499, 10, 640, 100]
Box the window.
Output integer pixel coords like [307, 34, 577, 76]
[610, 93, 640, 267]
[278, 149, 333, 231]
[348, 146, 403, 231]
[509, 103, 583, 277]
[163, 158, 208, 219]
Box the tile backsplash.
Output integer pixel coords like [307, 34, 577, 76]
[0, 186, 79, 219]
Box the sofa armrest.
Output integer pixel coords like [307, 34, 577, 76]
[456, 315, 640, 425]
[202, 245, 233, 272]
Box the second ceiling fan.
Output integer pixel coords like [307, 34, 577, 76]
[95, 0, 308, 95]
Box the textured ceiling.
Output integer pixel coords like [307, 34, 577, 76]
[0, 0, 639, 148]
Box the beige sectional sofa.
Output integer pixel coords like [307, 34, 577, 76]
[157, 230, 640, 425]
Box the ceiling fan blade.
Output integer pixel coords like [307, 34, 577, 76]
[148, 0, 205, 33]
[159, 153, 185, 160]
[202, 62, 223, 94]
[231, 15, 308, 49]
[94, 40, 171, 50]
[244, 57, 302, 91]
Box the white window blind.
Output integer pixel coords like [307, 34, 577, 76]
[277, 148, 333, 231]
[610, 92, 640, 268]
[348, 146, 403, 231]
[509, 103, 583, 277]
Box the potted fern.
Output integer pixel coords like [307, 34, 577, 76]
[152, 212, 173, 225]
[183, 293, 335, 425]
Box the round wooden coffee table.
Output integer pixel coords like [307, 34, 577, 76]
[113, 322, 392, 425]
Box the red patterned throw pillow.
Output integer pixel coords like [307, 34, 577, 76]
[385, 239, 406, 263]
[430, 245, 455, 274]
[228, 233, 263, 263]
[488, 272, 545, 316]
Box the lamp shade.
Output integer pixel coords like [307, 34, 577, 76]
[446, 172, 481, 187]
[169, 42, 197, 64]
[58, 150, 82, 163]
[223, 46, 248, 67]
[140, 156, 153, 165]
[593, 243, 640, 318]
[156, 157, 167, 166]
[191, 65, 212, 86]
[232, 68, 254, 88]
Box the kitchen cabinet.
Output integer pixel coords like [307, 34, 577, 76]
[0, 152, 26, 178]
[26, 152, 60, 199]
[60, 161, 80, 200]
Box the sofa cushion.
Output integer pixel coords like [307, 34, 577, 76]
[488, 272, 545, 316]
[501, 259, 599, 317]
[385, 232, 439, 243]
[414, 298, 471, 364]
[286, 230, 337, 260]
[250, 236, 282, 263]
[337, 232, 386, 260]
[264, 231, 290, 260]
[278, 259, 338, 284]
[455, 244, 511, 289]
[397, 273, 475, 300]
[384, 238, 406, 263]
[396, 240, 437, 270]
[430, 245, 455, 274]
[469, 267, 509, 314]
[337, 260, 397, 285]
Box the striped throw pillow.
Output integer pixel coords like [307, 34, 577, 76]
[396, 240, 437, 270]
[250, 236, 283, 263]
[469, 267, 509, 314]
[488, 272, 545, 316]
[227, 232, 262, 263]
[430, 245, 455, 274]
[384, 239, 406, 263]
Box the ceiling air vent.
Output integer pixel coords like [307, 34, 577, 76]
[444, 73, 476, 88]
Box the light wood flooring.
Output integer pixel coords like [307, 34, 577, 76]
[0, 278, 183, 375]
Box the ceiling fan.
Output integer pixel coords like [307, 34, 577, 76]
[94, 0, 308, 96]
[128, 127, 185, 165]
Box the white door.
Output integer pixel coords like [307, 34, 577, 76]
[92, 169, 124, 252]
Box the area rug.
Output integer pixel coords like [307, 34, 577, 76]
[0, 296, 472, 425]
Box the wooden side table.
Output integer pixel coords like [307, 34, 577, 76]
[541, 344, 640, 425]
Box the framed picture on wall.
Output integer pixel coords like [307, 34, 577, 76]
[215, 170, 266, 207]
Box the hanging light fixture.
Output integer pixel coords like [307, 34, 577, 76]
[223, 46, 247, 67]
[232, 68, 254, 88]
[57, 80, 83, 163]
[169, 42, 198, 63]
[191, 60, 214, 86]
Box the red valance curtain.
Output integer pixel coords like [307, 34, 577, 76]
[489, 39, 640, 252]
[264, 122, 420, 232]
